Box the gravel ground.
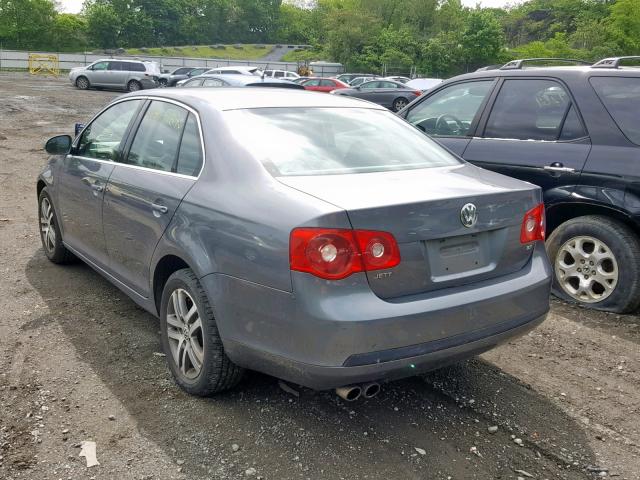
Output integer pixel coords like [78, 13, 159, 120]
[1, 73, 639, 480]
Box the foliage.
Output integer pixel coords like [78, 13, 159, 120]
[2, 0, 640, 76]
[126, 44, 274, 60]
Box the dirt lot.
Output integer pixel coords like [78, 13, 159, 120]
[0, 72, 639, 480]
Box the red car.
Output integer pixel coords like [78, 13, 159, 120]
[301, 77, 349, 93]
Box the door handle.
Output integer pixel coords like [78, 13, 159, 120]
[544, 165, 575, 173]
[91, 184, 104, 192]
[151, 203, 168, 215]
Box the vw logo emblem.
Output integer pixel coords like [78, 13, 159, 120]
[460, 203, 478, 228]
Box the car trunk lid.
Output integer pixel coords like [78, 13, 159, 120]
[279, 164, 541, 299]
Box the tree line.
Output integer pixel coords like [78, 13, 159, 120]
[0, 0, 639, 76]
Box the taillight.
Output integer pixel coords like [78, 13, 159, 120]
[412, 90, 422, 96]
[520, 203, 545, 244]
[290, 228, 401, 280]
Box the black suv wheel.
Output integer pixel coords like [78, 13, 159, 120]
[547, 216, 640, 313]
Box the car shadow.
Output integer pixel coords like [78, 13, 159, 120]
[24, 251, 596, 479]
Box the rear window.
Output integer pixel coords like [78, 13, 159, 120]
[590, 77, 640, 145]
[224, 108, 460, 176]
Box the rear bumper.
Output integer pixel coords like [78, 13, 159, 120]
[225, 311, 546, 390]
[203, 242, 551, 390]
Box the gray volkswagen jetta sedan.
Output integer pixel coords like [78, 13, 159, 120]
[37, 89, 551, 400]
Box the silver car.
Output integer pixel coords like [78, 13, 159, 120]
[38, 89, 551, 400]
[69, 59, 160, 92]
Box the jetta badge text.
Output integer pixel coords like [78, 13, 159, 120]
[460, 203, 478, 228]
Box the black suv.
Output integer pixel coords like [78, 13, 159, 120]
[399, 57, 640, 313]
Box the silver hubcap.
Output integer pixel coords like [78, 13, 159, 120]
[555, 235, 618, 303]
[166, 289, 204, 380]
[129, 82, 140, 91]
[77, 78, 88, 88]
[40, 197, 56, 253]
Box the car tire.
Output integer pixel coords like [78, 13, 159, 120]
[158, 78, 168, 87]
[127, 80, 142, 92]
[547, 215, 640, 313]
[38, 188, 75, 264]
[392, 97, 409, 112]
[160, 268, 244, 396]
[75, 76, 90, 90]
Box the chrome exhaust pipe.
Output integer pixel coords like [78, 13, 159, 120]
[362, 382, 381, 399]
[335, 385, 362, 402]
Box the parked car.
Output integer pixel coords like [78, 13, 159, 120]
[69, 59, 160, 92]
[158, 67, 208, 87]
[398, 56, 640, 313]
[38, 89, 551, 398]
[384, 76, 411, 84]
[300, 77, 349, 93]
[349, 76, 381, 87]
[205, 66, 263, 76]
[406, 78, 443, 92]
[332, 79, 422, 111]
[336, 73, 377, 85]
[178, 74, 304, 90]
[263, 69, 300, 80]
[292, 77, 310, 84]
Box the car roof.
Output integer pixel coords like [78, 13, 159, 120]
[446, 65, 640, 83]
[122, 88, 387, 111]
[209, 66, 259, 71]
[198, 74, 295, 85]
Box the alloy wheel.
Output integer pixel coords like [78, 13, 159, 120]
[555, 235, 619, 303]
[166, 288, 204, 380]
[128, 81, 141, 92]
[394, 98, 408, 111]
[76, 77, 89, 89]
[40, 197, 56, 253]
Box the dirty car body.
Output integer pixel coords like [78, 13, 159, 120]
[37, 89, 551, 392]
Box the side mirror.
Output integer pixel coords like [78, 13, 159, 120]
[45, 135, 72, 155]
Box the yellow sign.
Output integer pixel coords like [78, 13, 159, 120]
[28, 54, 60, 77]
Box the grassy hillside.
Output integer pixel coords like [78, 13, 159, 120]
[126, 44, 274, 60]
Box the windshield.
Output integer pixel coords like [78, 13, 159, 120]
[224, 107, 460, 176]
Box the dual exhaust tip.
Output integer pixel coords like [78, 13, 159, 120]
[335, 382, 381, 401]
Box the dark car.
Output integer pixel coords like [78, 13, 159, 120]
[333, 79, 422, 112]
[38, 89, 550, 399]
[158, 67, 208, 87]
[178, 74, 304, 89]
[398, 56, 640, 313]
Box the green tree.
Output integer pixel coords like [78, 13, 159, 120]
[51, 13, 88, 51]
[459, 9, 505, 70]
[0, 0, 56, 49]
[84, 1, 119, 49]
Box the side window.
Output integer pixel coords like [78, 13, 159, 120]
[203, 78, 226, 87]
[590, 77, 640, 145]
[559, 105, 587, 141]
[190, 68, 206, 76]
[125, 101, 188, 172]
[304, 79, 320, 87]
[274, 71, 285, 78]
[484, 79, 573, 141]
[320, 79, 335, 87]
[406, 80, 494, 137]
[184, 78, 203, 87]
[108, 61, 122, 71]
[91, 61, 108, 71]
[176, 114, 203, 176]
[379, 81, 398, 88]
[129, 63, 146, 72]
[77, 100, 143, 161]
[361, 82, 379, 89]
[174, 68, 190, 75]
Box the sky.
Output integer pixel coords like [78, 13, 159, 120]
[57, 0, 520, 14]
